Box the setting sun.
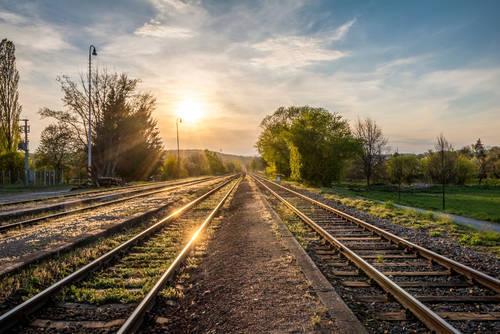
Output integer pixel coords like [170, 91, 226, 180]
[176, 100, 203, 122]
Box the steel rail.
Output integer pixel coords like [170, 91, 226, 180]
[0, 178, 196, 207]
[253, 174, 500, 293]
[0, 176, 221, 233]
[0, 175, 237, 333]
[118, 176, 241, 334]
[252, 175, 460, 334]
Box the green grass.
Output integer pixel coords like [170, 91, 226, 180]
[328, 184, 500, 223]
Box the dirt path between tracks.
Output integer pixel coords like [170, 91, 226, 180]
[145, 177, 337, 333]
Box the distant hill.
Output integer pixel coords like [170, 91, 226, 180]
[164, 149, 255, 167]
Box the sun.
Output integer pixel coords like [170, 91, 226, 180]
[176, 100, 203, 122]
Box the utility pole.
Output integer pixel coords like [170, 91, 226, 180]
[88, 44, 97, 186]
[176, 118, 182, 178]
[19, 119, 30, 185]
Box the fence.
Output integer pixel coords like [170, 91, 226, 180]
[0, 170, 65, 186]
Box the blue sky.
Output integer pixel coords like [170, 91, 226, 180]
[1, 0, 499, 155]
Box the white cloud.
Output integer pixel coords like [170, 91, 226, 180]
[135, 22, 193, 38]
[330, 18, 357, 41]
[0, 10, 26, 24]
[249, 35, 347, 69]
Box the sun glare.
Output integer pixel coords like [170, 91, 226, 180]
[176, 100, 203, 122]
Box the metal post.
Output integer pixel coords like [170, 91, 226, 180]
[176, 118, 182, 178]
[88, 45, 97, 186]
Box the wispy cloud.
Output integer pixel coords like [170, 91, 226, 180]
[135, 21, 194, 38]
[249, 35, 347, 69]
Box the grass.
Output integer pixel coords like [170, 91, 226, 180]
[329, 183, 500, 223]
[280, 180, 500, 256]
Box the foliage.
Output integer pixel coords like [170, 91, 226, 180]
[40, 70, 163, 182]
[35, 122, 75, 172]
[159, 150, 239, 180]
[248, 156, 266, 171]
[204, 149, 226, 174]
[473, 138, 487, 184]
[0, 151, 24, 174]
[386, 153, 420, 186]
[354, 118, 388, 187]
[256, 106, 362, 186]
[0, 38, 22, 152]
[455, 155, 477, 185]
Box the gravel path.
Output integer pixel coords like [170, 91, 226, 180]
[0, 189, 72, 205]
[0, 179, 221, 266]
[144, 178, 336, 333]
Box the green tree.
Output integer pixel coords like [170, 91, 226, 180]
[35, 122, 75, 173]
[386, 153, 420, 200]
[0, 39, 22, 152]
[249, 156, 266, 171]
[204, 150, 226, 174]
[455, 155, 477, 185]
[0, 151, 24, 182]
[257, 106, 362, 186]
[256, 106, 302, 176]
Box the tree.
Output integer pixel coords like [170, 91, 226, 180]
[256, 107, 301, 176]
[455, 155, 477, 185]
[249, 156, 266, 171]
[354, 118, 388, 188]
[40, 70, 163, 182]
[256, 106, 362, 186]
[35, 122, 75, 173]
[205, 150, 226, 174]
[473, 138, 487, 184]
[0, 39, 22, 152]
[285, 107, 361, 185]
[386, 153, 420, 200]
[435, 134, 455, 210]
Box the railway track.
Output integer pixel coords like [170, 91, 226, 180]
[0, 175, 241, 333]
[252, 174, 500, 334]
[0, 178, 202, 207]
[0, 176, 218, 233]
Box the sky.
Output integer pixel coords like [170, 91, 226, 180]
[1, 0, 499, 156]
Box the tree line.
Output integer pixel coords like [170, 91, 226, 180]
[256, 106, 500, 193]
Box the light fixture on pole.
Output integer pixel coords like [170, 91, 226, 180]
[88, 44, 97, 186]
[176, 117, 182, 178]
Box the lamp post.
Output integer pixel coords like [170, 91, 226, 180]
[176, 117, 182, 178]
[88, 45, 97, 186]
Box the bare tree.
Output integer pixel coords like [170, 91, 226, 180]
[354, 117, 388, 188]
[0, 39, 22, 152]
[435, 134, 455, 210]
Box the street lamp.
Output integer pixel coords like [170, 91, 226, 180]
[88, 44, 97, 186]
[176, 117, 182, 178]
